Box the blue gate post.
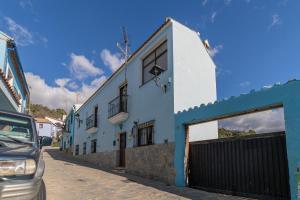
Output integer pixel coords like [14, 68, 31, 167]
[174, 123, 186, 186]
[284, 96, 300, 200]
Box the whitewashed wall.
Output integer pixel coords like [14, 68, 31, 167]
[74, 22, 175, 154]
[172, 20, 218, 141]
[74, 19, 219, 155]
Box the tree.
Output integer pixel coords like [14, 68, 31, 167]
[30, 104, 67, 119]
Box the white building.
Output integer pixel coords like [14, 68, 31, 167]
[72, 18, 217, 184]
[35, 117, 63, 138]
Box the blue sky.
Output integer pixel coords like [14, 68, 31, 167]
[0, 0, 299, 110]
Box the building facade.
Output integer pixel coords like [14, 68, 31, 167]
[71, 18, 217, 184]
[35, 117, 63, 138]
[0, 31, 30, 113]
[61, 104, 81, 153]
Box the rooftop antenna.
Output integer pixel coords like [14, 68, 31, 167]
[117, 26, 130, 80]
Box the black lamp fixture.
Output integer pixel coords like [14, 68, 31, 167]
[75, 113, 82, 124]
[149, 64, 165, 87]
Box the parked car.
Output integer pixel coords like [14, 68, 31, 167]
[38, 136, 52, 147]
[0, 110, 46, 200]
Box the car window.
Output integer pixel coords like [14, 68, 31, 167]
[0, 113, 34, 142]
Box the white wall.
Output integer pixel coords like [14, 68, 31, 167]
[75, 22, 175, 154]
[36, 123, 52, 137]
[189, 122, 218, 141]
[74, 19, 219, 155]
[172, 20, 218, 141]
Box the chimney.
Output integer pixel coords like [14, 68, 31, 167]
[203, 39, 210, 49]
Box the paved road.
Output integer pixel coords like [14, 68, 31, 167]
[43, 147, 252, 200]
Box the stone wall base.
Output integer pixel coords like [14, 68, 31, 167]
[125, 143, 175, 185]
[72, 143, 175, 185]
[77, 150, 117, 169]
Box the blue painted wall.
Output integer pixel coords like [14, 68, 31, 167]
[0, 34, 29, 113]
[0, 40, 7, 71]
[174, 80, 300, 200]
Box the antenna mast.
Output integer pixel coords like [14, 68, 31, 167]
[117, 26, 130, 80]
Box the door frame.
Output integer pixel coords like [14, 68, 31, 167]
[119, 132, 126, 167]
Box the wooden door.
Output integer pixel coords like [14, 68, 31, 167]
[119, 133, 126, 167]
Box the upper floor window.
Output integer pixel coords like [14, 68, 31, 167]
[86, 106, 98, 130]
[142, 41, 167, 84]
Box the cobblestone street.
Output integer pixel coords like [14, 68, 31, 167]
[43, 147, 252, 200]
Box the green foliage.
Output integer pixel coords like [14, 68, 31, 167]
[218, 128, 256, 138]
[30, 104, 66, 119]
[51, 142, 59, 147]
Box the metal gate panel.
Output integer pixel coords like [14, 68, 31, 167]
[188, 132, 290, 199]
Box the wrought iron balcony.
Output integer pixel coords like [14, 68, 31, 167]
[86, 114, 97, 133]
[108, 95, 128, 124]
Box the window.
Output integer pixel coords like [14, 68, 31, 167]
[83, 142, 87, 155]
[94, 106, 98, 128]
[0, 112, 34, 142]
[39, 123, 43, 128]
[142, 41, 168, 84]
[91, 139, 97, 153]
[75, 145, 79, 155]
[137, 121, 154, 146]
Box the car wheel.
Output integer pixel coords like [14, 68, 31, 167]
[36, 179, 46, 200]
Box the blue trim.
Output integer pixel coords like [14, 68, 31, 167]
[174, 80, 300, 200]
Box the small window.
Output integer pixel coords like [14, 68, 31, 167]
[91, 139, 97, 153]
[94, 106, 98, 128]
[142, 41, 168, 84]
[75, 145, 79, 155]
[39, 123, 43, 128]
[83, 142, 87, 155]
[137, 121, 154, 146]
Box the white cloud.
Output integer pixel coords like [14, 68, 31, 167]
[216, 67, 232, 77]
[68, 82, 79, 90]
[25, 72, 106, 111]
[67, 53, 104, 80]
[240, 81, 251, 87]
[4, 17, 34, 46]
[90, 76, 107, 88]
[19, 0, 33, 9]
[219, 108, 285, 134]
[268, 14, 282, 30]
[224, 0, 232, 5]
[202, 0, 208, 6]
[100, 49, 125, 72]
[3, 17, 47, 47]
[208, 44, 223, 57]
[279, 0, 288, 6]
[55, 78, 70, 87]
[211, 11, 217, 23]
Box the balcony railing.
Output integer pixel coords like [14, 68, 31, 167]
[108, 95, 128, 119]
[86, 114, 97, 130]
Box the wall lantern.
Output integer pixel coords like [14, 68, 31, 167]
[150, 64, 165, 86]
[75, 113, 82, 124]
[149, 64, 170, 93]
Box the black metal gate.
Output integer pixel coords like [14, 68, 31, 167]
[188, 132, 290, 199]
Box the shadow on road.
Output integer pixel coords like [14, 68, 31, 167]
[44, 147, 241, 200]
